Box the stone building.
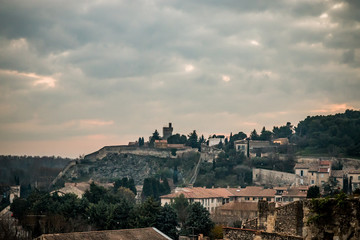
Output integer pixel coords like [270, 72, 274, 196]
[294, 160, 331, 186]
[162, 123, 173, 140]
[212, 201, 258, 226]
[234, 140, 275, 158]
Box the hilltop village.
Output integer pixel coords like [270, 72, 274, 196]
[1, 110, 360, 239]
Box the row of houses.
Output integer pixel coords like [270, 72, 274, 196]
[160, 186, 308, 214]
[294, 159, 360, 190]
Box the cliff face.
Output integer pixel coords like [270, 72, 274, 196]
[55, 148, 200, 187]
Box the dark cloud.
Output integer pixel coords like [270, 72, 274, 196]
[0, 0, 359, 157]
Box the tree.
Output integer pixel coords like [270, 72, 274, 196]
[184, 202, 214, 236]
[173, 166, 179, 185]
[273, 122, 293, 139]
[156, 204, 178, 239]
[250, 129, 259, 140]
[150, 130, 161, 147]
[171, 193, 189, 227]
[260, 127, 272, 141]
[83, 182, 108, 204]
[132, 197, 160, 228]
[138, 137, 144, 147]
[307, 186, 320, 198]
[187, 130, 199, 149]
[167, 134, 187, 144]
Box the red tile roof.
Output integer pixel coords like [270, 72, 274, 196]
[35, 228, 171, 240]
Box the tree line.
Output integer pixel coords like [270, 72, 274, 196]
[9, 180, 215, 239]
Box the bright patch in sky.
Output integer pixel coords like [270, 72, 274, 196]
[320, 13, 328, 19]
[222, 75, 231, 82]
[250, 40, 260, 46]
[332, 3, 344, 9]
[0, 70, 57, 88]
[185, 64, 194, 72]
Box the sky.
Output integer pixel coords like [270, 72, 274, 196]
[0, 0, 359, 158]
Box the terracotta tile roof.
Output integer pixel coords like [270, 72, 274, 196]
[35, 228, 171, 240]
[161, 186, 278, 199]
[318, 167, 330, 173]
[217, 201, 258, 211]
[282, 188, 307, 198]
[331, 170, 346, 178]
[227, 186, 276, 197]
[160, 187, 234, 199]
[348, 169, 360, 174]
[319, 160, 331, 166]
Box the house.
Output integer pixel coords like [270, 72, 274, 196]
[272, 138, 289, 145]
[294, 160, 331, 187]
[35, 227, 172, 240]
[347, 169, 360, 190]
[160, 187, 233, 213]
[154, 140, 168, 148]
[274, 186, 308, 205]
[212, 201, 258, 226]
[234, 140, 274, 158]
[227, 186, 276, 203]
[208, 135, 226, 147]
[332, 169, 360, 190]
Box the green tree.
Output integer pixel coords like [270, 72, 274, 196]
[132, 197, 160, 228]
[171, 193, 189, 227]
[167, 134, 187, 144]
[250, 129, 259, 140]
[156, 204, 178, 239]
[273, 122, 293, 139]
[150, 130, 161, 147]
[260, 127, 272, 141]
[307, 186, 320, 198]
[184, 202, 214, 236]
[187, 130, 199, 149]
[83, 182, 108, 204]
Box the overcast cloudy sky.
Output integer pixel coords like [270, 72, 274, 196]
[0, 0, 359, 157]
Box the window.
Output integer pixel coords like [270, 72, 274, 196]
[311, 180, 315, 185]
[253, 197, 257, 201]
[211, 198, 214, 203]
[321, 174, 324, 178]
[266, 198, 271, 201]
[245, 197, 250, 201]
[358, 176, 360, 181]
[312, 172, 314, 176]
[300, 170, 304, 177]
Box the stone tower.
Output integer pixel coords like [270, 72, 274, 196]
[163, 123, 173, 140]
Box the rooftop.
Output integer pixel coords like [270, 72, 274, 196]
[35, 228, 171, 240]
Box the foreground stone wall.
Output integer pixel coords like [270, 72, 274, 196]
[223, 228, 303, 240]
[303, 198, 360, 240]
[242, 198, 360, 240]
[273, 201, 303, 236]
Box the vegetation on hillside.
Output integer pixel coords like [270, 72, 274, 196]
[295, 109, 360, 157]
[9, 182, 213, 239]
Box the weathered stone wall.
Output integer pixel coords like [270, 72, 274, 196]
[273, 201, 303, 236]
[223, 228, 303, 240]
[303, 198, 360, 240]
[253, 169, 296, 187]
[84, 145, 197, 161]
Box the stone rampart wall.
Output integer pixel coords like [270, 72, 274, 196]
[253, 169, 296, 186]
[84, 146, 197, 161]
[223, 228, 303, 240]
[273, 201, 303, 236]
